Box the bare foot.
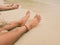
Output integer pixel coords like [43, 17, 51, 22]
[25, 14, 41, 30]
[18, 11, 30, 26]
[2, 4, 19, 10]
[6, 4, 13, 7]
[10, 4, 19, 9]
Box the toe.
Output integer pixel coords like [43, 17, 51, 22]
[26, 10, 30, 15]
[35, 14, 41, 22]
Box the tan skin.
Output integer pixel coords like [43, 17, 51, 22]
[0, 4, 41, 45]
[0, 11, 30, 31]
[0, 4, 19, 11]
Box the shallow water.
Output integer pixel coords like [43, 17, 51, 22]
[5, 0, 60, 12]
[5, 0, 50, 12]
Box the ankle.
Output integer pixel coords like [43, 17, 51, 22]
[22, 25, 29, 32]
[20, 26, 28, 33]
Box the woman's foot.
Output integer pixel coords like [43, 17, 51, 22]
[25, 14, 41, 30]
[18, 11, 30, 26]
[6, 4, 13, 7]
[0, 11, 30, 31]
[10, 4, 19, 9]
[0, 4, 19, 11]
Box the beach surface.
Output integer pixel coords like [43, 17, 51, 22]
[0, 0, 60, 45]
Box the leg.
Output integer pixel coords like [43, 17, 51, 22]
[0, 4, 19, 11]
[0, 26, 27, 45]
[0, 15, 41, 45]
[25, 14, 41, 30]
[0, 11, 30, 31]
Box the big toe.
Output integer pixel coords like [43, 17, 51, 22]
[26, 11, 30, 15]
[34, 14, 41, 22]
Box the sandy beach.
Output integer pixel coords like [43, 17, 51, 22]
[0, 0, 60, 45]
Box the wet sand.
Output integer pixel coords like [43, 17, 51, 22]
[0, 0, 60, 45]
